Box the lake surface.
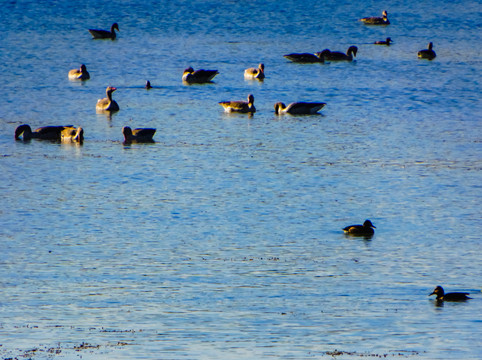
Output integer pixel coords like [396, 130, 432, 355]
[0, 0, 481, 359]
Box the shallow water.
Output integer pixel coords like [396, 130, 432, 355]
[0, 0, 481, 359]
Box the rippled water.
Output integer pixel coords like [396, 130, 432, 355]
[1, 0, 481, 359]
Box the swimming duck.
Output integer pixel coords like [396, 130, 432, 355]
[418, 42, 436, 60]
[360, 10, 390, 25]
[324, 46, 358, 61]
[343, 220, 376, 236]
[374, 37, 393, 45]
[68, 64, 90, 81]
[122, 126, 156, 143]
[429, 286, 471, 301]
[60, 126, 84, 143]
[219, 94, 256, 113]
[244, 63, 265, 80]
[15, 124, 83, 143]
[182, 67, 219, 84]
[145, 80, 152, 89]
[274, 102, 326, 115]
[284, 50, 330, 63]
[96, 86, 119, 113]
[88, 23, 119, 39]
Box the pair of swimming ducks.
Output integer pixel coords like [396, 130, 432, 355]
[342, 221, 473, 302]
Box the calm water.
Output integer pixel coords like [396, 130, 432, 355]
[1, 0, 481, 359]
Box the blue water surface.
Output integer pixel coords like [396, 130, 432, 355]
[0, 0, 481, 359]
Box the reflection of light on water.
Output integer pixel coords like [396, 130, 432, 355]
[1, 0, 481, 358]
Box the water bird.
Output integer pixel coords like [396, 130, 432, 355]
[360, 10, 390, 25]
[283, 50, 330, 63]
[429, 286, 471, 301]
[122, 126, 156, 143]
[96, 86, 119, 113]
[418, 42, 436, 60]
[323, 46, 358, 61]
[274, 102, 326, 115]
[145, 80, 152, 89]
[219, 94, 256, 113]
[244, 63, 265, 80]
[182, 67, 219, 84]
[374, 37, 393, 45]
[88, 22, 119, 39]
[15, 124, 83, 143]
[343, 220, 376, 236]
[68, 64, 90, 80]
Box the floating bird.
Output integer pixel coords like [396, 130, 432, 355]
[374, 37, 393, 45]
[88, 22, 119, 40]
[68, 64, 90, 81]
[122, 126, 156, 143]
[182, 67, 219, 84]
[323, 46, 358, 61]
[284, 50, 330, 63]
[145, 80, 152, 89]
[418, 42, 436, 60]
[429, 286, 472, 301]
[219, 94, 256, 113]
[343, 220, 376, 236]
[96, 86, 119, 113]
[15, 124, 83, 143]
[244, 63, 265, 80]
[274, 102, 326, 115]
[60, 126, 84, 143]
[360, 10, 390, 25]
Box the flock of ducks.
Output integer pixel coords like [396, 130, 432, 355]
[14, 10, 437, 144]
[14, 12, 472, 306]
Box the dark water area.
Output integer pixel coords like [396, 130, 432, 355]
[0, 0, 481, 359]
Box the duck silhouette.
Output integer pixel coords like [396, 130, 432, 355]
[182, 67, 219, 84]
[89, 23, 119, 39]
[360, 10, 390, 25]
[15, 124, 83, 143]
[244, 63, 265, 80]
[323, 46, 358, 61]
[274, 102, 326, 115]
[122, 126, 156, 143]
[418, 42, 436, 60]
[68, 64, 90, 80]
[429, 286, 471, 301]
[343, 219, 376, 236]
[96, 86, 119, 113]
[219, 94, 256, 114]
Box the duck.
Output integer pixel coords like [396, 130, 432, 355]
[274, 102, 326, 115]
[122, 126, 156, 143]
[374, 37, 393, 45]
[323, 46, 358, 61]
[96, 86, 119, 113]
[15, 124, 83, 143]
[343, 220, 376, 236]
[182, 67, 219, 84]
[284, 50, 330, 63]
[145, 80, 152, 89]
[429, 286, 472, 301]
[418, 42, 436, 60]
[88, 23, 119, 39]
[360, 10, 390, 25]
[61, 126, 84, 143]
[244, 63, 265, 80]
[219, 94, 256, 113]
[68, 64, 90, 81]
